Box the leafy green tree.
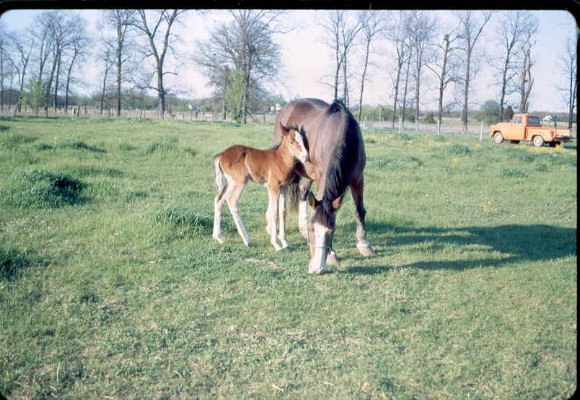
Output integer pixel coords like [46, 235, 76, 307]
[477, 99, 500, 124]
[20, 75, 46, 115]
[224, 69, 246, 123]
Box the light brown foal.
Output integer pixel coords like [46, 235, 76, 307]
[212, 124, 309, 251]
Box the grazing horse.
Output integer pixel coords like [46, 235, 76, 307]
[273, 98, 375, 274]
[213, 123, 309, 251]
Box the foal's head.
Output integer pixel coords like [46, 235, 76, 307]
[279, 123, 309, 164]
[307, 194, 342, 274]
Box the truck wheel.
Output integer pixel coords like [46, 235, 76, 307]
[532, 136, 545, 147]
[493, 132, 504, 144]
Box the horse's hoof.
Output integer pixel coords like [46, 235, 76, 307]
[308, 267, 326, 275]
[357, 243, 375, 256]
[326, 250, 339, 266]
[213, 235, 224, 244]
[273, 243, 283, 252]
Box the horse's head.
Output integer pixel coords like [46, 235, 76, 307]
[280, 122, 309, 164]
[307, 193, 342, 274]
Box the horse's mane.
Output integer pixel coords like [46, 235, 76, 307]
[312, 99, 361, 226]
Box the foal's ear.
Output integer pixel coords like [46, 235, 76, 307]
[279, 122, 290, 135]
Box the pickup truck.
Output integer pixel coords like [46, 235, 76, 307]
[490, 113, 572, 147]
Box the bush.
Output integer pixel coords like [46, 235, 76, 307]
[422, 112, 436, 124]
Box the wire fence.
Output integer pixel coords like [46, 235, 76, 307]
[1, 106, 576, 139]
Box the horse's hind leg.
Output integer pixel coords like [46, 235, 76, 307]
[351, 175, 375, 256]
[226, 182, 251, 246]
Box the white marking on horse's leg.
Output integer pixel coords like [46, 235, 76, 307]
[278, 190, 289, 248]
[298, 200, 309, 238]
[351, 178, 375, 256]
[355, 222, 375, 256]
[308, 222, 328, 274]
[268, 190, 282, 251]
[227, 184, 250, 246]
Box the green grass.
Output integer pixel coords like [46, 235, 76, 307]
[0, 117, 576, 399]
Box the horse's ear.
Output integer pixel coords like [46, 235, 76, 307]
[308, 192, 319, 209]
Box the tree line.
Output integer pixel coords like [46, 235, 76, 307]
[0, 9, 576, 129]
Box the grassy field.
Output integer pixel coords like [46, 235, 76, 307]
[0, 117, 576, 399]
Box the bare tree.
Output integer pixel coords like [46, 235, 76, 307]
[385, 11, 412, 129]
[194, 10, 283, 123]
[45, 11, 84, 111]
[407, 10, 437, 130]
[426, 30, 460, 133]
[63, 34, 89, 112]
[102, 10, 138, 116]
[98, 47, 114, 114]
[133, 9, 187, 118]
[494, 11, 536, 120]
[320, 10, 361, 105]
[559, 37, 577, 129]
[0, 24, 11, 110]
[5, 27, 34, 113]
[455, 10, 493, 132]
[357, 10, 384, 120]
[517, 19, 538, 113]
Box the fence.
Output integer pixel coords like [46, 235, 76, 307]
[1, 106, 576, 138]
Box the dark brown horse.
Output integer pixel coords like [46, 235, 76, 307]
[273, 98, 375, 274]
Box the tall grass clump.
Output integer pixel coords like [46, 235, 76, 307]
[151, 205, 213, 240]
[144, 136, 180, 155]
[0, 247, 32, 280]
[0, 169, 86, 208]
[444, 143, 471, 156]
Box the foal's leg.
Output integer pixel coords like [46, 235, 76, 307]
[226, 182, 251, 246]
[213, 181, 231, 244]
[351, 176, 375, 256]
[277, 186, 289, 249]
[267, 189, 283, 251]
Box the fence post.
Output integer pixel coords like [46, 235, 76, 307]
[480, 121, 483, 142]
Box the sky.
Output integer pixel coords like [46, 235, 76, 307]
[0, 8, 577, 113]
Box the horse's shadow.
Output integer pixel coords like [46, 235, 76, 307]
[342, 221, 576, 274]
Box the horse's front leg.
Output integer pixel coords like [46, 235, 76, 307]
[277, 186, 289, 249]
[297, 176, 312, 238]
[267, 189, 283, 251]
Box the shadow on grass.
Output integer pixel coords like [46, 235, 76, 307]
[344, 222, 576, 274]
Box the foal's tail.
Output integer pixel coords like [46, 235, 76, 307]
[213, 154, 225, 195]
[287, 173, 302, 213]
